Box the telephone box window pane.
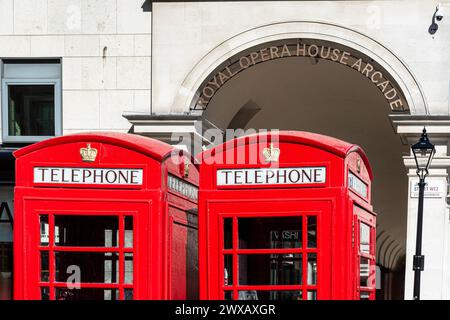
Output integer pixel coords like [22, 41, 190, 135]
[40, 251, 49, 282]
[54, 215, 119, 247]
[8, 85, 55, 136]
[307, 216, 317, 248]
[124, 253, 133, 284]
[360, 257, 370, 287]
[360, 291, 370, 300]
[0, 243, 13, 300]
[41, 287, 50, 300]
[238, 217, 302, 249]
[224, 291, 233, 300]
[124, 216, 133, 248]
[55, 252, 119, 284]
[223, 218, 232, 249]
[40, 215, 49, 246]
[307, 290, 317, 300]
[307, 253, 317, 285]
[124, 289, 133, 300]
[224, 255, 233, 286]
[360, 223, 370, 254]
[238, 290, 302, 300]
[238, 254, 302, 285]
[55, 288, 118, 300]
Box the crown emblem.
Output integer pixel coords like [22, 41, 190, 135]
[80, 144, 98, 162]
[263, 143, 280, 162]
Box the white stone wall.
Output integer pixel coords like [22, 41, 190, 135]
[0, 0, 152, 142]
[152, 0, 450, 115]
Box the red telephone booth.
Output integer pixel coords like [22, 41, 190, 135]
[198, 131, 376, 300]
[13, 132, 199, 300]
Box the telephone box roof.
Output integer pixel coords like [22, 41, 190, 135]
[199, 130, 373, 179]
[13, 132, 177, 161]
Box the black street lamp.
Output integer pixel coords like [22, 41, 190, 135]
[411, 127, 435, 300]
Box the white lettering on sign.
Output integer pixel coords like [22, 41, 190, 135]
[410, 180, 445, 198]
[216, 167, 326, 186]
[33, 167, 143, 185]
[168, 174, 198, 201]
[348, 172, 368, 198]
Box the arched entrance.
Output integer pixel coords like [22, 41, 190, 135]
[184, 22, 423, 299]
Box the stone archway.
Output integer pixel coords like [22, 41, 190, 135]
[173, 21, 427, 115]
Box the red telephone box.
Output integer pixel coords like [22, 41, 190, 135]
[13, 132, 199, 300]
[198, 131, 376, 300]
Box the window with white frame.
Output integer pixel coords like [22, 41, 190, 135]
[1, 60, 61, 143]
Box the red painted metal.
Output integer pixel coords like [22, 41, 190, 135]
[13, 132, 199, 300]
[197, 131, 376, 300]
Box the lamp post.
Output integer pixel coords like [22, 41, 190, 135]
[411, 127, 435, 300]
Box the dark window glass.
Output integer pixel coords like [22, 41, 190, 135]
[40, 251, 49, 282]
[224, 291, 233, 300]
[55, 252, 119, 284]
[54, 215, 119, 247]
[124, 289, 133, 300]
[40, 287, 50, 300]
[238, 217, 302, 249]
[55, 288, 119, 300]
[0, 243, 13, 300]
[307, 216, 317, 248]
[223, 218, 232, 249]
[8, 85, 55, 136]
[238, 254, 302, 285]
[238, 290, 302, 300]
[224, 255, 233, 286]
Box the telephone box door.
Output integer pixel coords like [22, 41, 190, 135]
[204, 199, 331, 300]
[353, 205, 376, 300]
[15, 198, 149, 300]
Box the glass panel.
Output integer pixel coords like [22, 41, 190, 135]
[55, 288, 118, 300]
[360, 291, 370, 300]
[238, 217, 302, 249]
[223, 218, 232, 249]
[40, 287, 50, 300]
[224, 255, 233, 286]
[124, 216, 133, 248]
[307, 253, 317, 285]
[124, 289, 133, 300]
[124, 253, 133, 284]
[40, 215, 49, 246]
[0, 243, 13, 301]
[55, 252, 119, 283]
[8, 84, 55, 136]
[360, 257, 370, 287]
[307, 216, 317, 248]
[238, 254, 302, 285]
[360, 223, 370, 254]
[307, 290, 317, 300]
[40, 251, 49, 282]
[54, 215, 119, 247]
[224, 291, 233, 300]
[238, 290, 302, 300]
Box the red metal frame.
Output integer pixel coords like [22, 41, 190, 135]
[198, 131, 376, 300]
[13, 132, 199, 300]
